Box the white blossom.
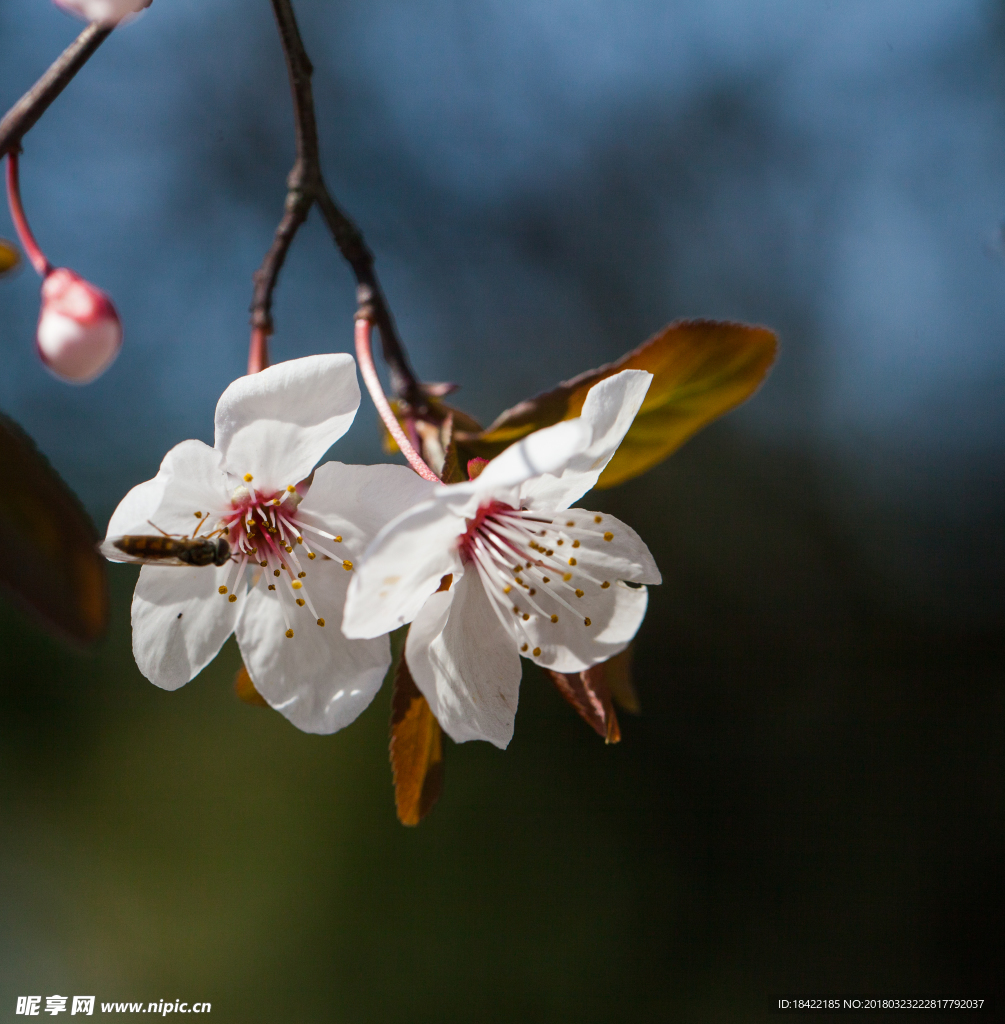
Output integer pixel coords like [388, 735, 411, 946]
[342, 370, 661, 748]
[103, 354, 435, 734]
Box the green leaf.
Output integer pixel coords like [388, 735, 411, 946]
[0, 239, 20, 277]
[458, 319, 777, 489]
[0, 412, 109, 646]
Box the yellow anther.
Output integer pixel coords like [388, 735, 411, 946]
[285, 629, 294, 639]
[260, 561, 268, 568]
[228, 594, 237, 603]
[513, 606, 520, 614]
[575, 589, 584, 598]
[532, 647, 541, 656]
[594, 515, 602, 523]
[514, 577, 523, 586]
[529, 588, 537, 596]
[568, 557, 577, 566]
[296, 536, 303, 544]
[546, 549, 554, 556]
[525, 561, 532, 569]
[521, 643, 529, 652]
[522, 613, 530, 621]
[557, 539, 564, 546]
[342, 560, 353, 571]
[244, 474, 253, 482]
[601, 581, 610, 589]
[274, 569, 281, 577]
[567, 520, 575, 527]
[194, 511, 202, 518]
[287, 485, 296, 493]
[296, 598, 305, 607]
[285, 545, 293, 553]
[503, 585, 512, 594]
[298, 571, 306, 579]
[550, 614, 558, 623]
[219, 585, 228, 594]
[604, 532, 613, 541]
[281, 563, 287, 571]
[563, 573, 572, 581]
[308, 552, 316, 560]
[317, 618, 325, 627]
[542, 576, 551, 583]
[584, 617, 592, 627]
[572, 540, 580, 548]
[335, 535, 342, 543]
[292, 581, 303, 590]
[268, 584, 276, 591]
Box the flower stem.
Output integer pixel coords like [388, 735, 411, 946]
[5, 152, 51, 277]
[355, 317, 440, 483]
[248, 325, 270, 374]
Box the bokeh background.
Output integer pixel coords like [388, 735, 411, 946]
[1, 0, 1003, 1019]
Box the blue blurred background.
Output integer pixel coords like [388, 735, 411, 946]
[1, 1, 1002, 1019]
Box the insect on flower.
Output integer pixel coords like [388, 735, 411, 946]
[101, 524, 232, 568]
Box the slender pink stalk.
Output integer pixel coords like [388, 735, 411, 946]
[354, 317, 440, 483]
[5, 152, 51, 277]
[248, 326, 270, 374]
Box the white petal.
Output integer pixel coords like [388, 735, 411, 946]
[474, 417, 591, 495]
[558, 507, 661, 585]
[486, 506, 657, 673]
[519, 369, 652, 509]
[214, 354, 360, 493]
[518, 580, 649, 674]
[297, 461, 438, 552]
[405, 570, 522, 749]
[104, 439, 230, 553]
[131, 563, 242, 689]
[341, 488, 475, 639]
[236, 563, 389, 734]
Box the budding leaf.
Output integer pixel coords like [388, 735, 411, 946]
[234, 663, 270, 707]
[460, 319, 777, 489]
[0, 412, 108, 645]
[390, 650, 444, 826]
[0, 239, 20, 277]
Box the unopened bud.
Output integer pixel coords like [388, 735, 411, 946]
[37, 268, 122, 384]
[53, 0, 152, 25]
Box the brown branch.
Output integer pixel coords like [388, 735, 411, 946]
[251, 0, 425, 410]
[0, 23, 113, 159]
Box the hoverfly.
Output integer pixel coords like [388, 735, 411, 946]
[100, 521, 232, 567]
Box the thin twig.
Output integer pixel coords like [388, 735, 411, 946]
[252, 0, 426, 411]
[354, 318, 439, 482]
[0, 23, 113, 159]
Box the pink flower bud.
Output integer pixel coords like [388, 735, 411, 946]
[52, 0, 152, 25]
[37, 268, 122, 384]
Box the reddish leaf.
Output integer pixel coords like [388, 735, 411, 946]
[458, 319, 777, 488]
[0, 412, 108, 645]
[234, 663, 269, 707]
[603, 646, 641, 715]
[389, 652, 444, 826]
[548, 663, 622, 744]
